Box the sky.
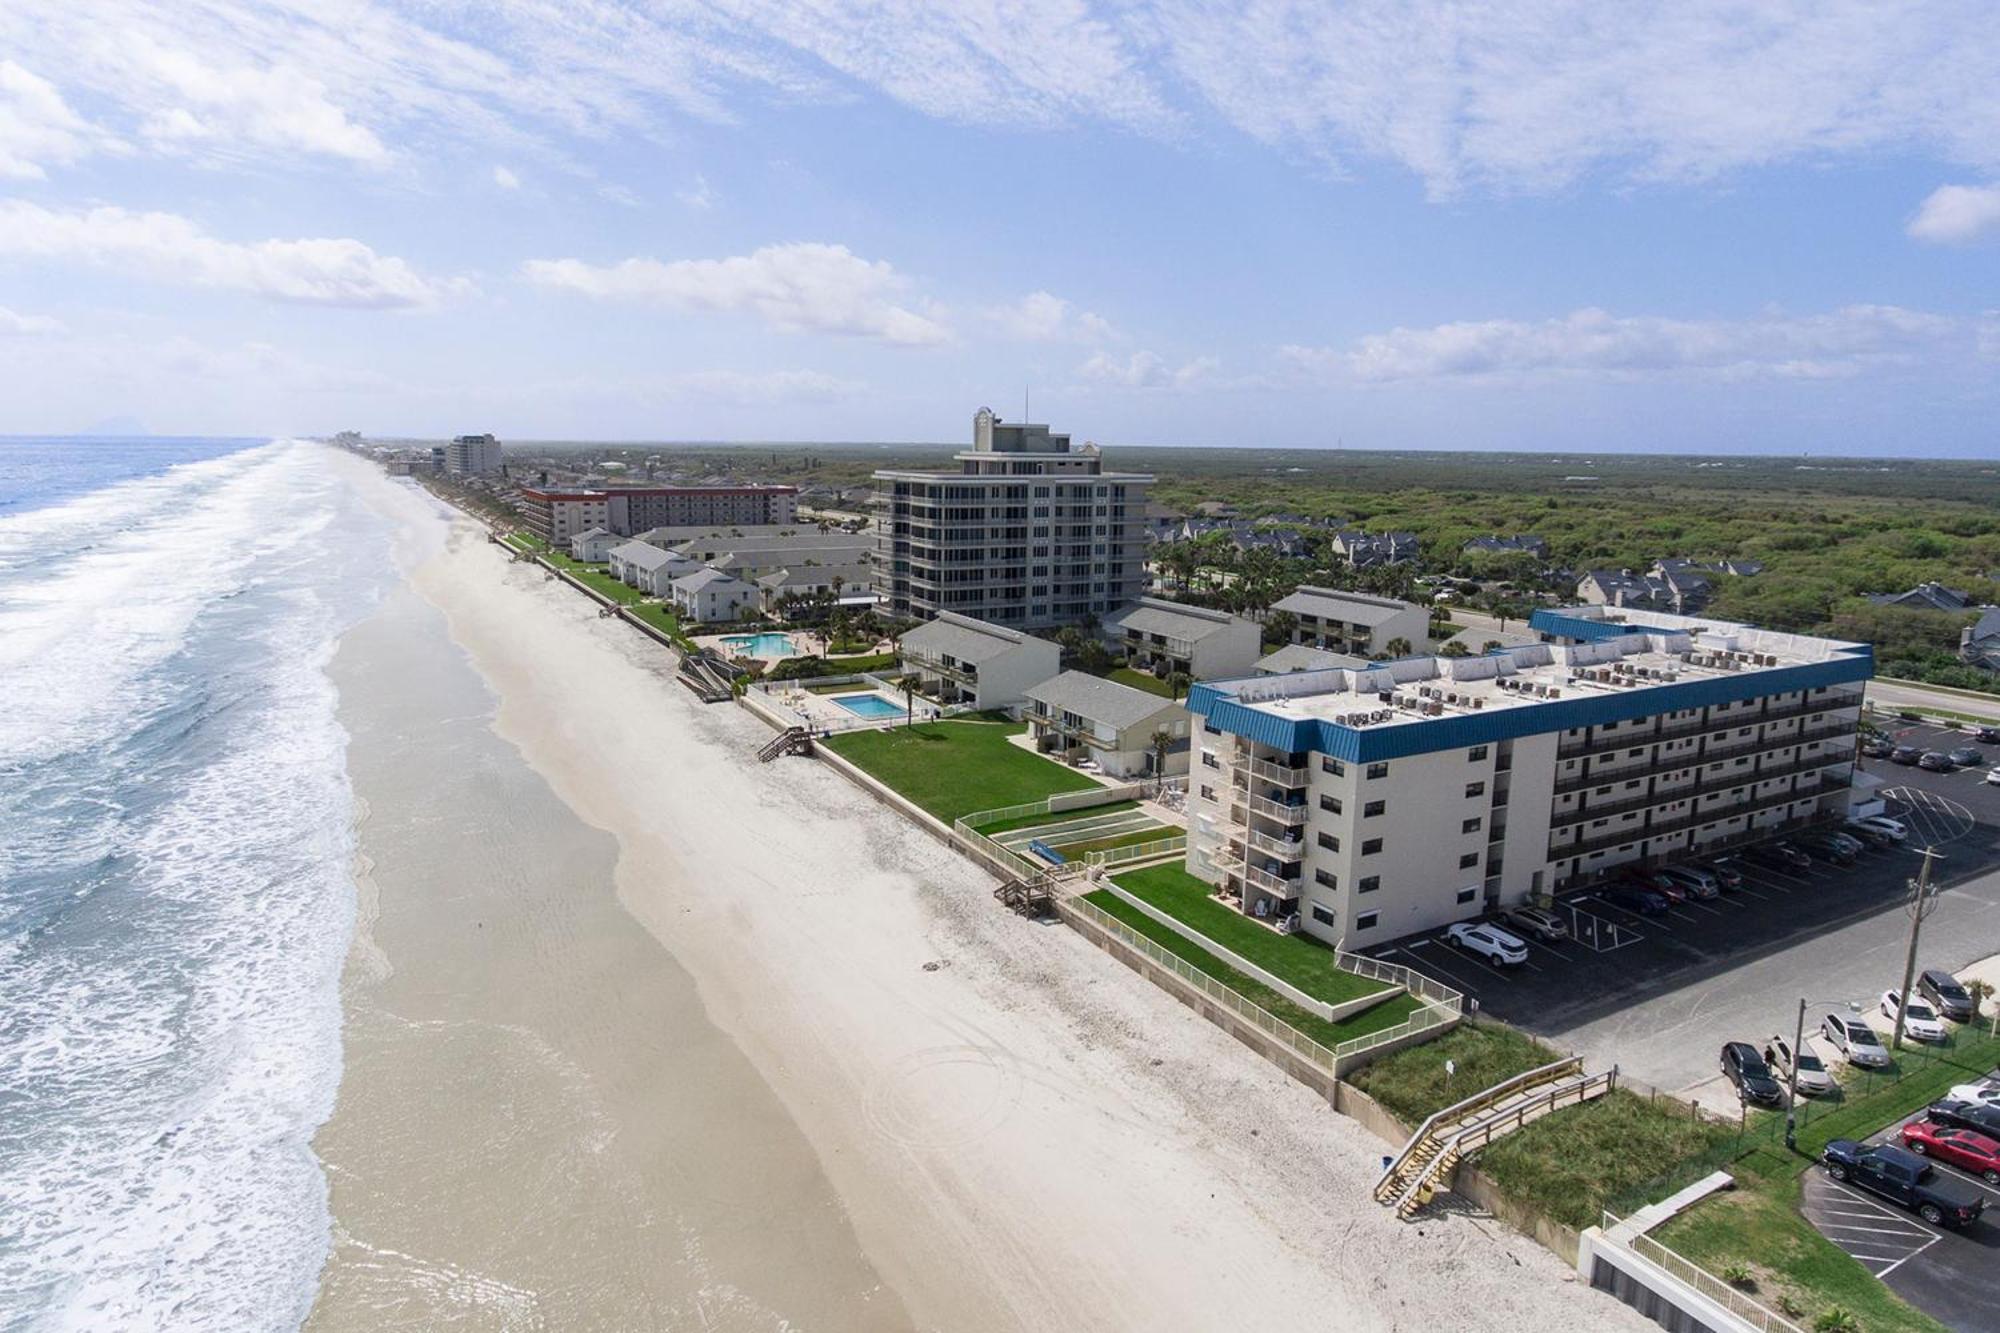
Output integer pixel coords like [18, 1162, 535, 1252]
[0, 2, 1997, 455]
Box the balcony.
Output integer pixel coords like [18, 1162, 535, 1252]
[1553, 717, 1855, 793]
[1550, 749, 1851, 828]
[1246, 794, 1309, 826]
[1248, 756, 1310, 787]
[1241, 828, 1307, 861]
[1554, 691, 1862, 760]
[1552, 776, 1837, 859]
[1243, 864, 1303, 899]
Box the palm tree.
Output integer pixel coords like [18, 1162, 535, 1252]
[1166, 670, 1192, 701]
[1481, 639, 1504, 654]
[898, 674, 917, 728]
[1384, 636, 1413, 658]
[1149, 728, 1175, 792]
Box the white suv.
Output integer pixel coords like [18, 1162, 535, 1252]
[1445, 922, 1528, 966]
[1766, 1034, 1836, 1096]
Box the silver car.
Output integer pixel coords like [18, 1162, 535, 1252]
[1822, 1014, 1891, 1068]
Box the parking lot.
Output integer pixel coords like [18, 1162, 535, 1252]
[1366, 729, 2000, 1111]
[1800, 1074, 2000, 1331]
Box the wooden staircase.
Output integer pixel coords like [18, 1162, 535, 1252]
[993, 862, 1086, 917]
[757, 726, 814, 762]
[1374, 1056, 1614, 1220]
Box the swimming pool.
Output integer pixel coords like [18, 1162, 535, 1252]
[722, 631, 797, 658]
[831, 692, 904, 720]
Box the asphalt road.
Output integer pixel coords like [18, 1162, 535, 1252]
[1867, 678, 2000, 725]
[1375, 733, 2000, 1112]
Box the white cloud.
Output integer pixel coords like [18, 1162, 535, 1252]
[492, 164, 521, 189]
[991, 290, 1113, 343]
[1282, 305, 1960, 385]
[1079, 349, 1217, 389]
[0, 61, 114, 179]
[118, 36, 387, 165]
[677, 173, 715, 210]
[0, 200, 471, 309]
[1908, 184, 2000, 244]
[523, 241, 950, 345]
[0, 304, 63, 335]
[665, 368, 860, 403]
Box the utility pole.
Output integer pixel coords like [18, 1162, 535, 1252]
[1784, 996, 1806, 1151]
[1890, 846, 1943, 1050]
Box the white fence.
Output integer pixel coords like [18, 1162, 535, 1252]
[1086, 835, 1188, 868]
[1598, 1213, 1804, 1333]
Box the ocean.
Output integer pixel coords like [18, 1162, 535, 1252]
[0, 439, 394, 1329]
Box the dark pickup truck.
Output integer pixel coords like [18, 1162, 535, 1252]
[1822, 1140, 1986, 1228]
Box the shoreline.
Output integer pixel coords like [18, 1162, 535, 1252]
[354, 475, 1644, 1331]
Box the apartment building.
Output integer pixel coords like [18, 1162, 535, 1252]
[1104, 598, 1262, 682]
[899, 611, 1061, 711]
[1182, 605, 1871, 947]
[1023, 671, 1191, 778]
[516, 485, 797, 545]
[445, 434, 505, 476]
[873, 407, 1151, 629]
[1272, 587, 1430, 658]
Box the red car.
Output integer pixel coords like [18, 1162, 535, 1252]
[1624, 869, 1686, 903]
[1902, 1120, 2000, 1184]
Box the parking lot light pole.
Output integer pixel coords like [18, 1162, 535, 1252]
[1890, 846, 1943, 1051]
[1786, 996, 1860, 1153]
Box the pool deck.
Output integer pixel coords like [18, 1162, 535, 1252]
[758, 684, 941, 733]
[692, 631, 893, 665]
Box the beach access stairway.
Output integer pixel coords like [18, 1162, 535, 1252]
[757, 727, 814, 762]
[1373, 1056, 1615, 1220]
[678, 651, 737, 704]
[994, 862, 1088, 917]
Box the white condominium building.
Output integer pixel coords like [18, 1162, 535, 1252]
[445, 433, 504, 476]
[1183, 605, 1871, 947]
[873, 407, 1152, 629]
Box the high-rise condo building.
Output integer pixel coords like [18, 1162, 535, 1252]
[515, 485, 797, 546]
[873, 407, 1151, 628]
[445, 434, 505, 476]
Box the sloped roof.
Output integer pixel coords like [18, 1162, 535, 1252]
[610, 540, 675, 572]
[901, 611, 1040, 664]
[1255, 644, 1369, 674]
[1273, 586, 1420, 626]
[1026, 670, 1185, 731]
[672, 568, 747, 592]
[1108, 597, 1246, 641]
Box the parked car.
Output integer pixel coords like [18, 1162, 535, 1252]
[1947, 745, 1985, 767]
[1601, 884, 1670, 915]
[1445, 921, 1528, 966]
[1800, 834, 1857, 866]
[1501, 905, 1569, 943]
[1988, 766, 2000, 787]
[1881, 989, 1949, 1042]
[1821, 1140, 1985, 1227]
[1623, 868, 1686, 902]
[1919, 969, 1977, 1023]
[1851, 815, 1908, 843]
[1927, 1098, 2000, 1138]
[1977, 725, 2000, 744]
[1891, 745, 1923, 766]
[1901, 1121, 2000, 1185]
[1945, 1082, 2000, 1108]
[1919, 750, 1954, 772]
[1825, 830, 1867, 857]
[1745, 842, 1812, 873]
[1766, 1034, 1837, 1097]
[1720, 1041, 1784, 1105]
[1696, 859, 1744, 891]
[1658, 866, 1721, 901]
[1841, 819, 1895, 849]
[1822, 1014, 1891, 1068]
[1860, 736, 1895, 759]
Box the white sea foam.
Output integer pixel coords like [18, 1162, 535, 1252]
[0, 442, 391, 1330]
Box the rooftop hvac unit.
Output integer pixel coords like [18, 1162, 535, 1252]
[1548, 688, 1561, 698]
[1428, 701, 1444, 716]
[1379, 691, 1394, 703]
[1472, 697, 1485, 709]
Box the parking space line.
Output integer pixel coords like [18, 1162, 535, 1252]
[1402, 940, 1493, 991]
[1876, 1233, 1943, 1278]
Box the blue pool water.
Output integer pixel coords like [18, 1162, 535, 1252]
[831, 693, 904, 720]
[723, 631, 797, 657]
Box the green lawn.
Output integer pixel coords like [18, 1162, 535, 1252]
[626, 602, 692, 646]
[1048, 824, 1172, 857]
[1480, 1090, 1735, 1231]
[972, 800, 1140, 836]
[823, 721, 1103, 824]
[827, 651, 899, 672]
[1082, 888, 1422, 1046]
[1349, 1022, 1556, 1125]
[1108, 667, 1177, 698]
[1109, 863, 1390, 1005]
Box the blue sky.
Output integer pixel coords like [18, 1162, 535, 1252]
[1, 3, 1997, 454]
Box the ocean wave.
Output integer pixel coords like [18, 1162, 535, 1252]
[0, 442, 392, 1331]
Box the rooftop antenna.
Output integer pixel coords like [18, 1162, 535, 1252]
[1025, 385, 1030, 424]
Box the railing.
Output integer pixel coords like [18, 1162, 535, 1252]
[1243, 864, 1302, 898]
[1552, 777, 1834, 859]
[1555, 691, 1862, 759]
[1244, 828, 1307, 859]
[1247, 794, 1309, 825]
[1553, 718, 1857, 794]
[1248, 757, 1310, 786]
[1549, 750, 1853, 828]
[1602, 1213, 1805, 1333]
[1086, 835, 1187, 868]
[1335, 949, 1465, 1011]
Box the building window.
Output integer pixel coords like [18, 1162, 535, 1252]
[1460, 816, 1482, 834]
[1460, 852, 1480, 869]
[1322, 757, 1346, 777]
[1456, 887, 1477, 904]
[1199, 785, 1215, 802]
[1202, 751, 1219, 769]
[1311, 902, 1336, 926]
[1319, 794, 1343, 815]
[1366, 762, 1389, 780]
[1317, 832, 1340, 852]
[1358, 876, 1380, 893]
[1314, 869, 1337, 890]
[1466, 781, 1485, 798]
[1364, 800, 1386, 818]
[1356, 911, 1379, 930]
[1361, 837, 1383, 855]
[1468, 746, 1489, 761]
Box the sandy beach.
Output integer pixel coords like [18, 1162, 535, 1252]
[313, 458, 1644, 1332]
